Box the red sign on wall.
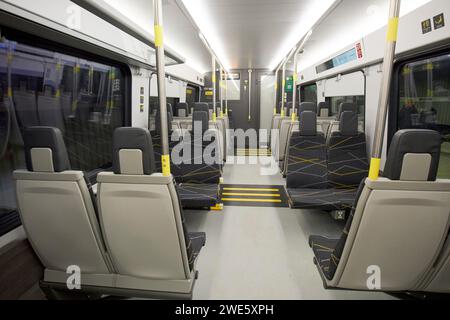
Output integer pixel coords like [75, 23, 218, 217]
[356, 43, 363, 59]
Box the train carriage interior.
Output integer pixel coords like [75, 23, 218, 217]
[1, 0, 450, 305]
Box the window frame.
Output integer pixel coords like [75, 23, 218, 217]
[300, 82, 318, 105]
[388, 45, 450, 148]
[0, 25, 132, 237]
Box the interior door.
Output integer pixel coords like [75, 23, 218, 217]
[228, 69, 260, 132]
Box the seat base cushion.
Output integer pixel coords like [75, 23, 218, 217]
[309, 235, 339, 281]
[287, 188, 357, 211]
[177, 184, 219, 208]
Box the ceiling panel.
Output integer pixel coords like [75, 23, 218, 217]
[182, 0, 332, 70]
[104, 0, 211, 73]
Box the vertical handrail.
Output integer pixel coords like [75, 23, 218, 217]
[219, 66, 224, 117]
[248, 69, 252, 121]
[225, 71, 228, 115]
[292, 31, 313, 120]
[369, 0, 401, 180]
[273, 58, 286, 115]
[154, 0, 170, 176]
[212, 56, 217, 122]
[281, 63, 286, 117]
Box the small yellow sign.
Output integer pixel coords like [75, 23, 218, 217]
[186, 89, 193, 95]
[205, 91, 213, 96]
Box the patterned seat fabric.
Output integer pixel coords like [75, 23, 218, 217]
[287, 188, 356, 210]
[286, 111, 328, 208]
[327, 111, 368, 190]
[177, 184, 219, 208]
[309, 181, 365, 280]
[154, 111, 221, 208]
[287, 111, 367, 210]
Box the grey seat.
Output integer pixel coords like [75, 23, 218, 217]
[176, 102, 189, 118]
[286, 112, 329, 208]
[309, 129, 450, 292]
[14, 127, 114, 287]
[318, 102, 330, 118]
[97, 127, 205, 298]
[172, 111, 221, 208]
[337, 102, 357, 120]
[326, 111, 368, 210]
[298, 102, 317, 115]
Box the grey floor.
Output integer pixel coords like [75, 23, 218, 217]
[185, 156, 394, 300]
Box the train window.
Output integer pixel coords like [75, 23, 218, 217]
[0, 36, 126, 235]
[300, 83, 318, 106]
[397, 53, 450, 179]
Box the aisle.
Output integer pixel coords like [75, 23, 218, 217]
[184, 157, 394, 300]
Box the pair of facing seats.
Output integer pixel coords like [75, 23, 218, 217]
[14, 127, 205, 299]
[286, 110, 368, 211]
[309, 129, 450, 293]
[152, 110, 222, 208]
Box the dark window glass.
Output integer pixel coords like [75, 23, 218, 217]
[0, 37, 125, 230]
[398, 54, 450, 178]
[300, 84, 317, 106]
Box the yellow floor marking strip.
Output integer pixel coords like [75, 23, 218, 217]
[223, 188, 279, 192]
[222, 198, 282, 203]
[222, 193, 281, 197]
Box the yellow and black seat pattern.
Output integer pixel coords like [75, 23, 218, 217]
[309, 181, 364, 280]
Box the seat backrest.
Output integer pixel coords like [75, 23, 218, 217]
[383, 129, 441, 181]
[332, 130, 450, 291]
[298, 102, 317, 115]
[318, 102, 330, 118]
[176, 102, 189, 118]
[97, 127, 194, 280]
[171, 111, 222, 184]
[194, 103, 210, 120]
[286, 112, 327, 189]
[14, 127, 112, 274]
[337, 102, 357, 120]
[327, 111, 368, 189]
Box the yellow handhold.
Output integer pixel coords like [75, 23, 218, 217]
[291, 112, 296, 121]
[7, 87, 12, 98]
[368, 158, 381, 180]
[161, 154, 171, 176]
[386, 17, 399, 42]
[154, 25, 164, 47]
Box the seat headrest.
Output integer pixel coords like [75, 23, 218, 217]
[299, 102, 317, 114]
[318, 102, 330, 117]
[113, 127, 156, 175]
[192, 111, 209, 135]
[24, 127, 71, 173]
[318, 102, 328, 109]
[384, 130, 442, 181]
[299, 111, 317, 136]
[155, 111, 173, 135]
[338, 102, 357, 120]
[194, 103, 210, 120]
[339, 111, 358, 136]
[177, 102, 188, 110]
